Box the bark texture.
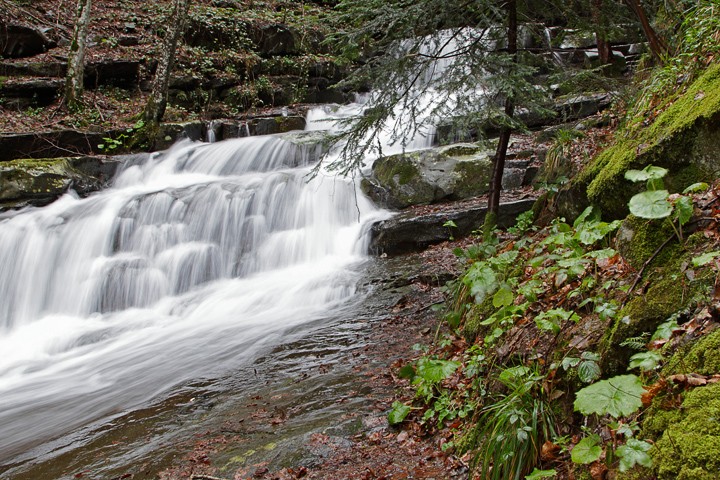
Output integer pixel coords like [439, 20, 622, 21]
[144, 0, 191, 123]
[64, 0, 92, 109]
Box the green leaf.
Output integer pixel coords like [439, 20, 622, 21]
[652, 318, 678, 341]
[628, 190, 672, 219]
[443, 220, 458, 228]
[616, 438, 653, 472]
[673, 196, 694, 225]
[581, 351, 601, 362]
[692, 251, 720, 267]
[398, 364, 416, 380]
[415, 358, 460, 384]
[525, 468, 557, 479]
[629, 351, 663, 371]
[571, 435, 602, 464]
[683, 182, 709, 194]
[388, 401, 411, 425]
[578, 360, 602, 383]
[463, 262, 498, 304]
[574, 375, 644, 418]
[624, 166, 668, 183]
[562, 357, 581, 370]
[573, 206, 596, 228]
[493, 284, 514, 308]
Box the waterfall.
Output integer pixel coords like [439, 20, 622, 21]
[0, 28, 461, 468]
[0, 123, 391, 463]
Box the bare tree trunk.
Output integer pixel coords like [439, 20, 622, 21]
[623, 0, 668, 62]
[592, 0, 613, 64]
[64, 0, 92, 110]
[144, 0, 191, 123]
[484, 0, 517, 238]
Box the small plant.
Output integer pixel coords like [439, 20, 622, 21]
[470, 365, 556, 480]
[624, 165, 706, 241]
[98, 120, 145, 152]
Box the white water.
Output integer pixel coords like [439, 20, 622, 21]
[0, 116, 406, 464]
[0, 29, 465, 467]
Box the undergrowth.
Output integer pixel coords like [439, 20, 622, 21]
[389, 178, 720, 479]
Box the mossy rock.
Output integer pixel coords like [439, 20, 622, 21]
[572, 63, 720, 219]
[664, 328, 720, 376]
[599, 254, 704, 374]
[366, 144, 493, 209]
[646, 383, 720, 479]
[615, 215, 680, 270]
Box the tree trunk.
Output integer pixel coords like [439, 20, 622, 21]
[64, 0, 92, 110]
[623, 0, 668, 62]
[143, 0, 191, 123]
[484, 0, 517, 238]
[592, 0, 613, 64]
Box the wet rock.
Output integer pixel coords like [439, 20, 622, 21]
[362, 144, 494, 209]
[0, 23, 56, 58]
[369, 198, 537, 255]
[85, 60, 140, 88]
[0, 156, 121, 210]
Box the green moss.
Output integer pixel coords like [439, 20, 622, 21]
[649, 383, 720, 479]
[577, 63, 720, 219]
[452, 159, 492, 199]
[600, 262, 687, 374]
[462, 295, 497, 341]
[664, 328, 720, 376]
[616, 215, 680, 270]
[374, 155, 421, 186]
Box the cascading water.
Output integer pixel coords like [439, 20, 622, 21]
[0, 122, 396, 467]
[0, 29, 462, 473]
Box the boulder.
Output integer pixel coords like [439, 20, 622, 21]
[0, 156, 121, 210]
[362, 143, 494, 209]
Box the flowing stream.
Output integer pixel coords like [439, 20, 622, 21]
[0, 28, 470, 475]
[0, 101, 436, 475]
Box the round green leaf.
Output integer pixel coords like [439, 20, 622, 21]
[628, 190, 672, 219]
[571, 435, 602, 464]
[574, 374, 644, 418]
[624, 166, 668, 183]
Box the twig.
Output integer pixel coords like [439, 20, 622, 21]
[624, 233, 676, 305]
[190, 475, 231, 480]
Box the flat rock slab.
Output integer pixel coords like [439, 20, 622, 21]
[369, 197, 537, 255]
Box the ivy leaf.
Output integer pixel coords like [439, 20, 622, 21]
[624, 166, 668, 183]
[628, 190, 672, 219]
[673, 196, 694, 225]
[574, 375, 644, 418]
[616, 438, 653, 472]
[525, 468, 557, 479]
[571, 434, 602, 464]
[692, 251, 720, 267]
[578, 359, 602, 383]
[629, 351, 663, 371]
[388, 401, 411, 425]
[415, 358, 460, 384]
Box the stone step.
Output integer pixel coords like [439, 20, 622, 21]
[369, 197, 538, 255]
